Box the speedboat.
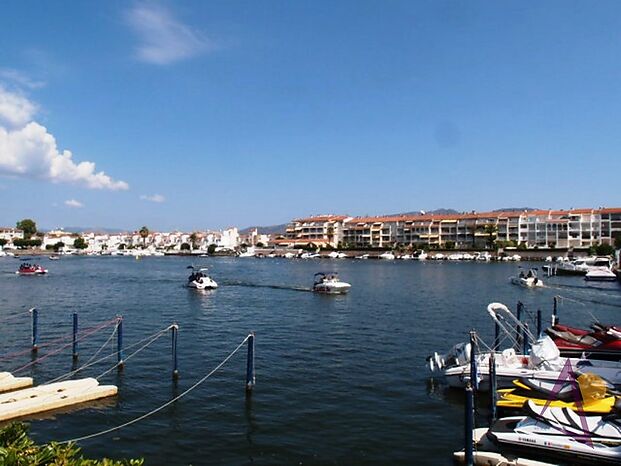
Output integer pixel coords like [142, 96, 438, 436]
[413, 252, 428, 260]
[488, 400, 621, 464]
[327, 251, 347, 259]
[283, 252, 295, 259]
[511, 268, 543, 287]
[312, 272, 351, 294]
[585, 267, 617, 282]
[356, 254, 369, 260]
[186, 266, 218, 290]
[300, 252, 320, 259]
[427, 303, 621, 390]
[238, 247, 256, 258]
[48, 255, 60, 260]
[16, 263, 48, 275]
[378, 251, 395, 260]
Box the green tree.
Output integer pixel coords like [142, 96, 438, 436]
[484, 224, 498, 250]
[189, 232, 198, 250]
[73, 237, 88, 249]
[207, 243, 217, 254]
[256, 241, 264, 248]
[614, 234, 621, 249]
[444, 241, 455, 250]
[54, 241, 65, 252]
[0, 238, 7, 247]
[16, 219, 37, 239]
[180, 242, 191, 251]
[594, 244, 615, 256]
[139, 226, 149, 247]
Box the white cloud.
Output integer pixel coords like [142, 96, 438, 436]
[125, 3, 213, 65]
[0, 86, 128, 190]
[140, 193, 165, 203]
[65, 199, 84, 208]
[0, 68, 45, 90]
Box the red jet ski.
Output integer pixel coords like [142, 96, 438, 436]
[546, 323, 621, 359]
[16, 263, 48, 275]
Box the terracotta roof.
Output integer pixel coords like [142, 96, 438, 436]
[293, 215, 348, 223]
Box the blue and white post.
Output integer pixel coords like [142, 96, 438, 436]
[464, 383, 474, 466]
[246, 332, 255, 395]
[117, 316, 124, 369]
[31, 308, 38, 353]
[72, 312, 79, 361]
[489, 351, 497, 423]
[552, 296, 558, 326]
[171, 324, 179, 380]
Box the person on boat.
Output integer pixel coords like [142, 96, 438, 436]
[527, 269, 534, 278]
[519, 270, 525, 279]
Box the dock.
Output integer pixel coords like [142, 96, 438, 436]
[0, 372, 33, 393]
[0, 378, 117, 422]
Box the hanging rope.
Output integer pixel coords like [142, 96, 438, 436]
[11, 318, 118, 374]
[43, 325, 173, 385]
[58, 334, 250, 444]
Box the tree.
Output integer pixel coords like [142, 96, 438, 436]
[484, 224, 498, 250]
[180, 242, 191, 251]
[16, 219, 37, 239]
[207, 243, 217, 254]
[614, 234, 621, 250]
[0, 239, 7, 247]
[73, 237, 88, 249]
[594, 244, 615, 256]
[139, 226, 149, 247]
[189, 232, 198, 250]
[256, 241, 265, 248]
[53, 241, 65, 252]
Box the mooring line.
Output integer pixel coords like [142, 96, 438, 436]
[58, 334, 250, 444]
[11, 319, 118, 374]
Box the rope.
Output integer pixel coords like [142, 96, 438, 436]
[95, 326, 173, 380]
[58, 334, 250, 444]
[11, 318, 118, 374]
[0, 308, 33, 325]
[44, 325, 173, 385]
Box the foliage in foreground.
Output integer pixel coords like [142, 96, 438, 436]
[0, 423, 143, 466]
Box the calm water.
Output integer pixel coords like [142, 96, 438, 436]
[0, 256, 619, 465]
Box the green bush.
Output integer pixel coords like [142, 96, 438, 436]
[0, 422, 143, 465]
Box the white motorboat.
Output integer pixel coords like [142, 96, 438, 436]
[283, 252, 295, 259]
[186, 266, 218, 290]
[474, 251, 492, 261]
[511, 268, 543, 287]
[400, 254, 413, 260]
[448, 253, 463, 261]
[432, 253, 445, 260]
[585, 267, 617, 282]
[428, 303, 621, 390]
[379, 251, 396, 260]
[312, 272, 351, 294]
[488, 400, 621, 464]
[413, 252, 428, 260]
[356, 254, 369, 260]
[328, 251, 347, 259]
[300, 252, 320, 259]
[238, 247, 256, 258]
[555, 256, 613, 276]
[48, 255, 60, 260]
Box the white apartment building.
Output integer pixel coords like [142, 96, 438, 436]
[279, 215, 351, 248]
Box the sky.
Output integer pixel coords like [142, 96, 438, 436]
[1, 1, 620, 231]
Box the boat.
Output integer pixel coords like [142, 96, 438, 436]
[312, 272, 351, 294]
[186, 266, 218, 290]
[283, 252, 295, 259]
[585, 267, 617, 282]
[511, 268, 543, 287]
[378, 251, 395, 260]
[487, 400, 621, 464]
[300, 252, 320, 259]
[400, 254, 413, 260]
[545, 323, 621, 359]
[356, 254, 369, 260]
[48, 255, 60, 260]
[238, 247, 256, 258]
[497, 373, 617, 414]
[427, 303, 621, 390]
[555, 256, 613, 276]
[327, 251, 347, 259]
[16, 263, 48, 275]
[413, 252, 428, 260]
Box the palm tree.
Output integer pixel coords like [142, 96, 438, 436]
[484, 224, 498, 250]
[189, 232, 198, 250]
[139, 226, 149, 248]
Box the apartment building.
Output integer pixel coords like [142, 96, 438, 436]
[284, 208, 621, 249]
[279, 215, 351, 248]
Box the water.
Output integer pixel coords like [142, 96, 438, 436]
[0, 256, 619, 465]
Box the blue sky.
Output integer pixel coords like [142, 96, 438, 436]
[1, 1, 620, 231]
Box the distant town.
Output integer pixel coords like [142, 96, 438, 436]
[1, 207, 620, 256]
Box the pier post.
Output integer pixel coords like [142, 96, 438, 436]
[536, 309, 542, 338]
[493, 321, 500, 351]
[72, 312, 79, 360]
[31, 308, 38, 353]
[469, 331, 478, 398]
[522, 323, 529, 355]
[117, 316, 124, 369]
[552, 296, 558, 326]
[246, 332, 255, 394]
[489, 351, 497, 423]
[464, 383, 474, 466]
[171, 324, 179, 380]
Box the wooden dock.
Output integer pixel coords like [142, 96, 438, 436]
[0, 378, 117, 422]
[0, 372, 33, 393]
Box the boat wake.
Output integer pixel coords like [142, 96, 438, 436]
[220, 280, 312, 292]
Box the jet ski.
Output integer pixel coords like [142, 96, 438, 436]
[546, 323, 621, 359]
[497, 373, 618, 414]
[488, 399, 621, 464]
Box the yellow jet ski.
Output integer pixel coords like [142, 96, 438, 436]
[497, 372, 618, 414]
